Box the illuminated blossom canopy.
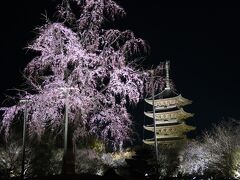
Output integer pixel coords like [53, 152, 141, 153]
[179, 120, 240, 178]
[1, 0, 164, 150]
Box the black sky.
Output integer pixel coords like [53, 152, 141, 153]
[0, 1, 240, 136]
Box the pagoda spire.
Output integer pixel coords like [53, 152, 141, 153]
[165, 61, 171, 90]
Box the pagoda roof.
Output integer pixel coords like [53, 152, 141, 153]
[155, 88, 178, 99]
[156, 134, 184, 139]
[143, 123, 196, 134]
[154, 119, 179, 125]
[143, 136, 186, 145]
[145, 94, 192, 108]
[144, 108, 194, 121]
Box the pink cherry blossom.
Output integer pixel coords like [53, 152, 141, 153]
[1, 0, 164, 150]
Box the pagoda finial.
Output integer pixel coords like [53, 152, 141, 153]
[165, 61, 170, 90]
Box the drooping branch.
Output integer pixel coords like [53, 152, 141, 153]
[1, 0, 165, 151]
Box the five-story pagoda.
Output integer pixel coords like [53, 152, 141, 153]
[143, 61, 195, 146]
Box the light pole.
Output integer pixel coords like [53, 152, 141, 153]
[150, 70, 159, 163]
[62, 89, 69, 157]
[59, 87, 79, 174]
[20, 99, 31, 180]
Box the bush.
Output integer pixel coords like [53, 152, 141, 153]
[179, 120, 240, 178]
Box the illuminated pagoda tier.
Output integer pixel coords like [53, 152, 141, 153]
[143, 61, 195, 146]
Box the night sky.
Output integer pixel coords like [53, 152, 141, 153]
[0, 1, 240, 138]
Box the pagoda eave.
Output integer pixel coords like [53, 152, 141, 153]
[144, 108, 194, 120]
[143, 136, 186, 145]
[143, 124, 196, 134]
[144, 94, 192, 107]
[143, 119, 179, 126]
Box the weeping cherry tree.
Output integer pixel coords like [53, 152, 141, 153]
[1, 0, 164, 162]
